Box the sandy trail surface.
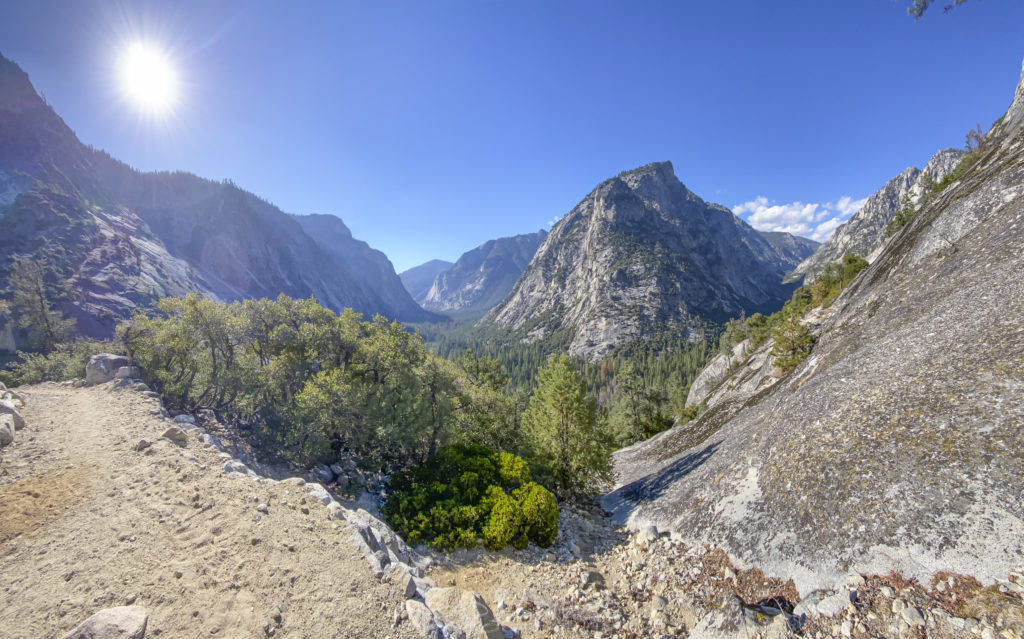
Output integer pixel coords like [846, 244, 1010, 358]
[0, 384, 416, 639]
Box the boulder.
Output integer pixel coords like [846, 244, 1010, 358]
[85, 354, 131, 386]
[0, 400, 26, 430]
[424, 587, 504, 639]
[60, 605, 148, 639]
[0, 415, 14, 447]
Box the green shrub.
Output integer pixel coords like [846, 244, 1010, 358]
[383, 444, 558, 552]
[4, 339, 120, 385]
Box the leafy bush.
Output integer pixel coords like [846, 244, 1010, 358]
[2, 340, 119, 385]
[382, 444, 558, 551]
[117, 294, 517, 469]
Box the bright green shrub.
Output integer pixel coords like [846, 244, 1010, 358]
[515, 482, 559, 548]
[383, 444, 558, 552]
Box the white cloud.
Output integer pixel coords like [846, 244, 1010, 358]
[547, 215, 562, 228]
[732, 194, 867, 244]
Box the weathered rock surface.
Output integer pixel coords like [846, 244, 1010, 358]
[420, 230, 547, 317]
[789, 148, 964, 282]
[85, 354, 131, 386]
[485, 162, 811, 360]
[60, 605, 148, 639]
[685, 340, 751, 408]
[424, 587, 504, 639]
[606, 62, 1024, 595]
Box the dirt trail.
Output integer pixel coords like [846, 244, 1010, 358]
[0, 384, 417, 639]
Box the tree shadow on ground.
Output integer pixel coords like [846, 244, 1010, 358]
[603, 440, 720, 524]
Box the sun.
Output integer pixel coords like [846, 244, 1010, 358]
[117, 42, 179, 115]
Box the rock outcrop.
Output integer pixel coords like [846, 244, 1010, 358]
[0, 54, 433, 343]
[485, 162, 811, 360]
[789, 148, 964, 282]
[605, 62, 1024, 595]
[420, 230, 547, 317]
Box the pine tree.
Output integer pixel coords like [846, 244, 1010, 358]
[9, 257, 75, 352]
[523, 354, 612, 496]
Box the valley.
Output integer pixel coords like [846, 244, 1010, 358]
[2, 7, 1024, 639]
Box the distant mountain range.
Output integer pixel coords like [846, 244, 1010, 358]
[0, 54, 435, 346]
[403, 230, 547, 318]
[399, 260, 453, 303]
[481, 161, 818, 360]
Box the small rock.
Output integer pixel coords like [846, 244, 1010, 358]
[405, 599, 440, 637]
[172, 414, 197, 426]
[161, 426, 188, 444]
[901, 606, 925, 627]
[311, 463, 334, 485]
[0, 400, 26, 431]
[633, 525, 660, 549]
[393, 569, 417, 599]
[0, 415, 14, 447]
[256, 503, 269, 514]
[133, 439, 152, 452]
[60, 605, 148, 639]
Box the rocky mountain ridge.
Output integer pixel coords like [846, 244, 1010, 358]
[789, 148, 964, 282]
[485, 162, 817, 360]
[419, 230, 547, 317]
[0, 54, 433, 345]
[400, 259, 454, 303]
[605, 59, 1024, 596]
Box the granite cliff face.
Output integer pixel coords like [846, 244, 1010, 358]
[399, 259, 454, 302]
[485, 162, 808, 360]
[789, 148, 963, 282]
[420, 230, 546, 317]
[605, 61, 1024, 595]
[0, 55, 432, 343]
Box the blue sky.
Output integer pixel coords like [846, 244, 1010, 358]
[2, 1, 1023, 272]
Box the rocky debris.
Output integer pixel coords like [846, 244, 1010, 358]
[0, 398, 26, 430]
[60, 605, 148, 639]
[85, 354, 131, 386]
[484, 161, 812, 361]
[425, 587, 505, 639]
[132, 438, 152, 452]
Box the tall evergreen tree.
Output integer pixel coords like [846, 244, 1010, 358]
[523, 354, 613, 496]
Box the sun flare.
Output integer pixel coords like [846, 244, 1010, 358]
[117, 42, 179, 115]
